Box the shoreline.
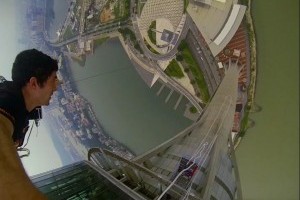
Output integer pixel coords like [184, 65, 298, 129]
[235, 0, 258, 149]
[245, 0, 258, 111]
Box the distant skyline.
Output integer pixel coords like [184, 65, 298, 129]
[0, 1, 65, 176]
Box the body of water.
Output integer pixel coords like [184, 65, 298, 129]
[236, 0, 299, 199]
[47, 0, 192, 156]
[46, 0, 69, 40]
[68, 39, 192, 155]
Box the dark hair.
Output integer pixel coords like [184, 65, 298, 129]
[12, 49, 58, 87]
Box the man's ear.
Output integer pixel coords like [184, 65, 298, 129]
[28, 77, 39, 89]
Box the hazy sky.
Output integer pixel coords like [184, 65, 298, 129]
[0, 0, 63, 176]
[21, 122, 63, 176]
[0, 0, 19, 79]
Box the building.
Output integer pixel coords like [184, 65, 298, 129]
[188, 0, 246, 56]
[31, 161, 135, 199]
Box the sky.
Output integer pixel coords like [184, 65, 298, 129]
[0, 0, 19, 79]
[0, 0, 64, 176]
[21, 122, 63, 176]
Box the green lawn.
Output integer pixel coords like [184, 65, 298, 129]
[118, 28, 143, 54]
[118, 28, 136, 41]
[239, 104, 251, 137]
[148, 20, 156, 45]
[113, 0, 130, 20]
[178, 40, 210, 103]
[189, 106, 197, 113]
[165, 59, 184, 78]
[62, 26, 74, 40]
[138, 0, 146, 15]
[184, 0, 189, 13]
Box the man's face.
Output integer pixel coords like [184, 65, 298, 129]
[37, 71, 59, 106]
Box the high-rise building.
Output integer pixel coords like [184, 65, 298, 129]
[32, 61, 242, 200]
[31, 161, 136, 200]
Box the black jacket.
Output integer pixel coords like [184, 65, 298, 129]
[0, 80, 30, 147]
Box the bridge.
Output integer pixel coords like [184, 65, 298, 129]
[47, 20, 129, 47]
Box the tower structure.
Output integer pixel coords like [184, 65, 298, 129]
[32, 60, 242, 200]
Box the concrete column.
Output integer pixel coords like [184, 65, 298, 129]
[156, 84, 165, 96]
[165, 89, 174, 103]
[174, 94, 183, 110]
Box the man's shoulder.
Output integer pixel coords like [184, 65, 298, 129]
[0, 81, 22, 125]
[0, 81, 20, 99]
[0, 80, 13, 90]
[0, 81, 19, 101]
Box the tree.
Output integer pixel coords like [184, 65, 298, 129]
[184, 68, 190, 73]
[189, 106, 197, 113]
[176, 54, 183, 61]
[178, 40, 187, 51]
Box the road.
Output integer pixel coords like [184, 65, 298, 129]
[48, 20, 129, 47]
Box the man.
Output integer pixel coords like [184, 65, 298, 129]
[0, 49, 59, 199]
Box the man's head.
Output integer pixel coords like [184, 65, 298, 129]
[12, 49, 58, 87]
[12, 49, 59, 108]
